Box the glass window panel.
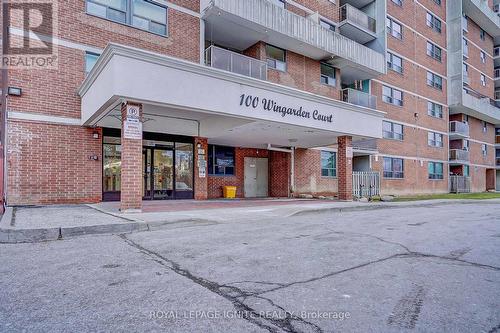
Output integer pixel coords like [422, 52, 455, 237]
[175, 143, 193, 191]
[93, 0, 126, 10]
[87, 2, 107, 17]
[150, 22, 166, 35]
[132, 15, 149, 30]
[266, 45, 285, 62]
[85, 52, 99, 74]
[103, 144, 121, 192]
[133, 0, 167, 24]
[107, 7, 126, 22]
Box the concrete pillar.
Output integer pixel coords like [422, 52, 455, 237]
[338, 136, 353, 201]
[120, 102, 143, 212]
[194, 137, 208, 200]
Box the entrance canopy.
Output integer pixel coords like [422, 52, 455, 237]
[79, 44, 385, 148]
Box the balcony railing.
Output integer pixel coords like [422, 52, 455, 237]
[352, 138, 378, 151]
[496, 157, 500, 166]
[205, 46, 267, 81]
[341, 88, 377, 109]
[339, 4, 376, 33]
[495, 90, 500, 100]
[449, 121, 470, 137]
[204, 0, 385, 75]
[450, 149, 470, 162]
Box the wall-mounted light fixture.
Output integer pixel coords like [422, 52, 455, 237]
[92, 131, 100, 139]
[7, 87, 22, 96]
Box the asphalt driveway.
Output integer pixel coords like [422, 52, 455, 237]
[1, 202, 499, 332]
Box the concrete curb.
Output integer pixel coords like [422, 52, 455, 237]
[1, 199, 499, 243]
[288, 198, 500, 217]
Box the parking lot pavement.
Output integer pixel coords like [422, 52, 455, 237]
[1, 202, 499, 332]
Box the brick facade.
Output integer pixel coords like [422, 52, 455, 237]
[3, 0, 499, 206]
[119, 102, 143, 212]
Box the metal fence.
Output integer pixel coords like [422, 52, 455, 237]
[449, 175, 471, 193]
[352, 171, 380, 198]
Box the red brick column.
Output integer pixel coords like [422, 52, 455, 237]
[120, 102, 143, 212]
[194, 137, 208, 200]
[338, 136, 353, 201]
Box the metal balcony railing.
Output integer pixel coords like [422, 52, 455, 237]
[341, 88, 377, 109]
[450, 149, 470, 162]
[450, 121, 470, 137]
[205, 46, 267, 81]
[205, 0, 385, 75]
[339, 4, 376, 33]
[352, 139, 378, 151]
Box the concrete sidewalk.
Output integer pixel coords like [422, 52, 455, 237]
[1, 198, 499, 243]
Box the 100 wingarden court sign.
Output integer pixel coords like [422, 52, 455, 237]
[239, 94, 333, 123]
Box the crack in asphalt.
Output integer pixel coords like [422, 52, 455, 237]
[119, 234, 323, 333]
[233, 233, 500, 297]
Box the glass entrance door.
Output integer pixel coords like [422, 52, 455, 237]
[143, 148, 174, 200]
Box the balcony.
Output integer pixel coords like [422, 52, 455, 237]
[205, 46, 267, 80]
[342, 88, 377, 109]
[450, 89, 500, 125]
[352, 138, 378, 154]
[449, 149, 470, 165]
[202, 0, 385, 84]
[462, 0, 500, 36]
[449, 121, 470, 139]
[338, 4, 376, 44]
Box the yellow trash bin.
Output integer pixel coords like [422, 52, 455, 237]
[223, 186, 237, 199]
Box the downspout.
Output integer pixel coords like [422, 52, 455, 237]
[1, 0, 9, 209]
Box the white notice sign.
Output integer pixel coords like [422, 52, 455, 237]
[123, 120, 142, 140]
[346, 147, 353, 158]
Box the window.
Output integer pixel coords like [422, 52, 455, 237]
[320, 63, 336, 86]
[433, 0, 441, 5]
[86, 0, 167, 35]
[321, 151, 337, 177]
[383, 121, 404, 140]
[482, 144, 488, 156]
[480, 29, 485, 41]
[464, 115, 469, 124]
[427, 71, 443, 90]
[391, 0, 402, 6]
[464, 165, 470, 177]
[463, 139, 470, 151]
[483, 121, 488, 132]
[85, 52, 99, 74]
[463, 38, 468, 57]
[426, 12, 441, 33]
[480, 74, 486, 87]
[268, 0, 285, 8]
[208, 145, 235, 175]
[383, 157, 404, 178]
[387, 17, 402, 39]
[320, 19, 335, 32]
[428, 162, 443, 180]
[266, 44, 286, 71]
[462, 14, 468, 32]
[382, 85, 403, 106]
[426, 41, 442, 61]
[387, 52, 403, 73]
[480, 51, 486, 64]
[428, 132, 443, 147]
[427, 102, 443, 118]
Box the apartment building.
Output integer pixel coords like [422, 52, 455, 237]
[0, 0, 499, 211]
